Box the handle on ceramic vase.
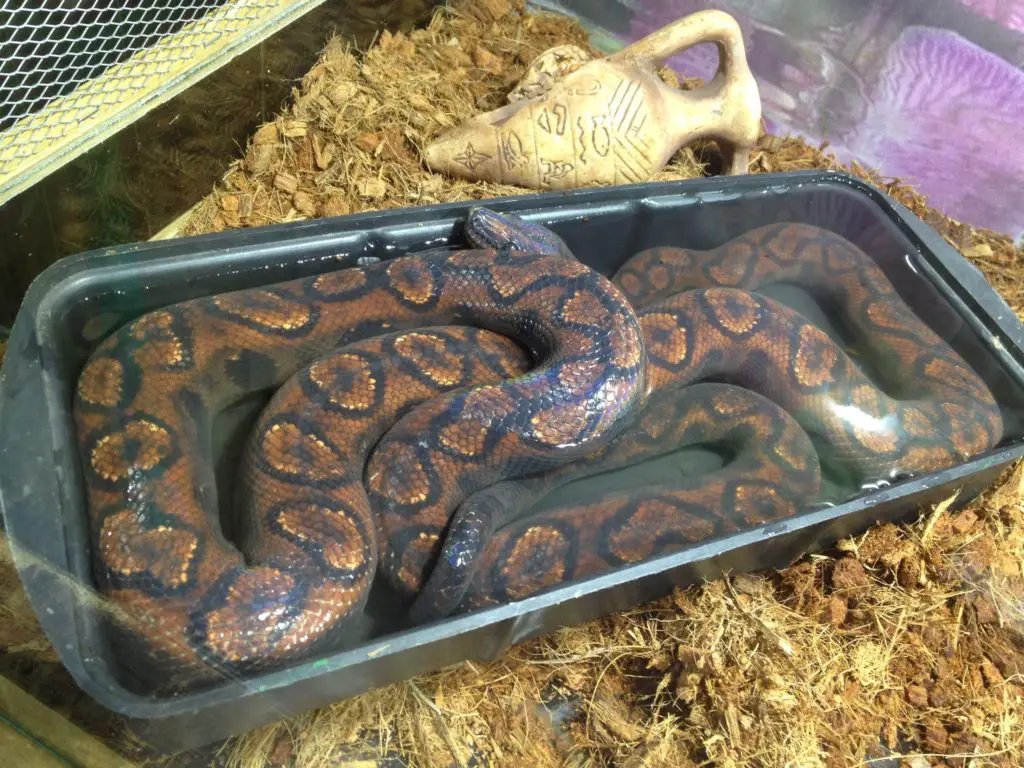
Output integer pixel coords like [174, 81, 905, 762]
[608, 9, 749, 79]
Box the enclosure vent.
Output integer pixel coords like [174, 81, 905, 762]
[0, 0, 328, 205]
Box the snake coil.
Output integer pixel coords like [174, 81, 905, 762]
[72, 209, 1002, 687]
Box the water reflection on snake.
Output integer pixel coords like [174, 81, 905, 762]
[72, 208, 1002, 684]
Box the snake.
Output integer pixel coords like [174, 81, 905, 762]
[72, 216, 645, 685]
[72, 208, 1002, 687]
[408, 217, 1005, 620]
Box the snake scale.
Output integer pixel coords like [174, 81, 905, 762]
[72, 208, 1003, 686]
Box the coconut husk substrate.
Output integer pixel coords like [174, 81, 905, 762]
[5, 1, 1024, 766]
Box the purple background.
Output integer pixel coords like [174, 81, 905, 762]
[533, 0, 1024, 240]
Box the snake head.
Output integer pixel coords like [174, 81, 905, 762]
[465, 207, 575, 260]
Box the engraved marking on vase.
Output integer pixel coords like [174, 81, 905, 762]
[455, 143, 491, 170]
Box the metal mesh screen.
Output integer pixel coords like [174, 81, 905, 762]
[0, 0, 326, 203]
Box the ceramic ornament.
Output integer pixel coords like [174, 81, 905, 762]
[421, 10, 762, 189]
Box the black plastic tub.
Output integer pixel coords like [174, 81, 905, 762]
[3, 170, 1024, 752]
